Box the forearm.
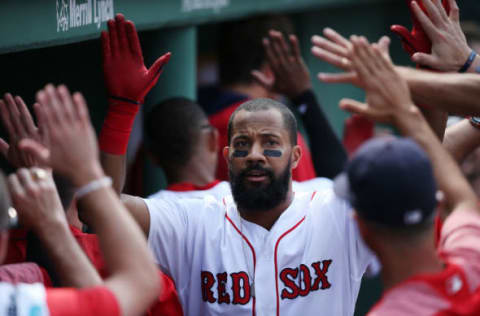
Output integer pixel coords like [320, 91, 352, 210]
[35, 220, 102, 288]
[443, 119, 480, 164]
[394, 107, 477, 213]
[79, 187, 155, 276]
[292, 90, 347, 178]
[100, 152, 127, 194]
[78, 186, 158, 311]
[398, 66, 480, 115]
[420, 108, 448, 141]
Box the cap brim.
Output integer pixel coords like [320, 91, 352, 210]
[333, 172, 354, 203]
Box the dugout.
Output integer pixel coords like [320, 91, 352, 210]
[0, 0, 478, 314]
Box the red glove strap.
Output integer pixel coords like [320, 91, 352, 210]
[99, 100, 139, 155]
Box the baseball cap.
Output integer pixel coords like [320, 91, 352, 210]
[334, 137, 437, 227]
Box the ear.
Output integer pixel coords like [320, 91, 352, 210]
[208, 128, 219, 154]
[222, 146, 230, 163]
[290, 145, 302, 169]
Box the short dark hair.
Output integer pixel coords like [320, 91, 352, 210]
[0, 172, 10, 230]
[227, 98, 297, 146]
[145, 97, 209, 170]
[218, 15, 294, 86]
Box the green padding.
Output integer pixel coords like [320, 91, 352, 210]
[0, 0, 395, 54]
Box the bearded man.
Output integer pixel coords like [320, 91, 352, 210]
[120, 98, 375, 316]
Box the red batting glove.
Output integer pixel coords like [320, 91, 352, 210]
[99, 13, 171, 155]
[391, 0, 450, 57]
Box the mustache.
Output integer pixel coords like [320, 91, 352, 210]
[239, 163, 274, 179]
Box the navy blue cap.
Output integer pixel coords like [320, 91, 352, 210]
[334, 137, 437, 227]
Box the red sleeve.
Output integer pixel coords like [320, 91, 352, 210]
[438, 210, 480, 291]
[70, 226, 108, 278]
[46, 286, 120, 316]
[146, 272, 184, 316]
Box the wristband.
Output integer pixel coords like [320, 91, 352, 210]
[76, 177, 112, 200]
[99, 100, 140, 155]
[459, 51, 477, 73]
[109, 95, 142, 106]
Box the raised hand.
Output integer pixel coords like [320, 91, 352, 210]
[338, 36, 414, 123]
[20, 84, 104, 187]
[399, 0, 471, 72]
[391, 0, 450, 58]
[100, 13, 171, 155]
[102, 13, 171, 104]
[311, 28, 391, 87]
[8, 167, 66, 232]
[0, 94, 47, 168]
[252, 30, 312, 98]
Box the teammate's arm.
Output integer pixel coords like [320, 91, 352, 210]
[98, 13, 170, 194]
[396, 67, 480, 116]
[8, 168, 102, 288]
[291, 90, 347, 178]
[95, 14, 170, 235]
[311, 26, 480, 116]
[339, 37, 478, 216]
[443, 119, 480, 164]
[21, 84, 160, 316]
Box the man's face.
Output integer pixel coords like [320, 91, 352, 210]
[225, 109, 301, 212]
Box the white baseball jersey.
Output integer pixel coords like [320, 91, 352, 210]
[145, 184, 375, 316]
[148, 177, 334, 201]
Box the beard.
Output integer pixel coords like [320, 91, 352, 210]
[229, 159, 291, 213]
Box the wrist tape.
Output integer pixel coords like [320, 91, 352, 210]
[99, 99, 140, 155]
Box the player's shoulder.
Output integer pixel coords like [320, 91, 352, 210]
[145, 190, 226, 217]
[292, 177, 333, 193]
[370, 279, 450, 316]
[309, 185, 348, 209]
[148, 181, 230, 201]
[295, 186, 352, 225]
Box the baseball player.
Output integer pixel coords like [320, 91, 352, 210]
[333, 34, 480, 315]
[99, 97, 374, 316]
[92, 14, 377, 316]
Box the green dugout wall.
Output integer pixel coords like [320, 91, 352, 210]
[0, 0, 463, 314]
